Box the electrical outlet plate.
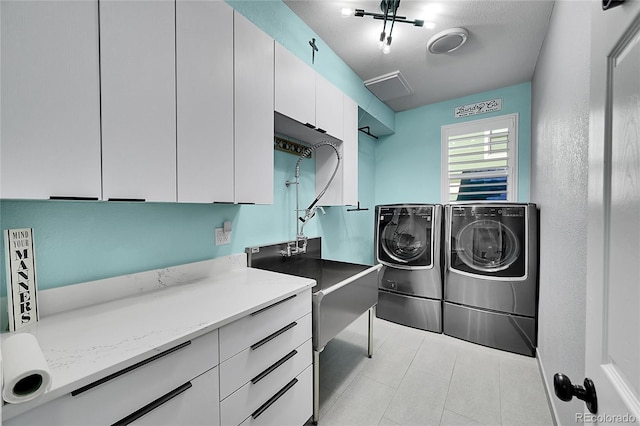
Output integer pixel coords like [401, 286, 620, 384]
[215, 228, 231, 246]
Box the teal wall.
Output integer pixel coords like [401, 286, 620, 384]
[374, 82, 531, 205]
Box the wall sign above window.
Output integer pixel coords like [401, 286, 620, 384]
[454, 98, 502, 118]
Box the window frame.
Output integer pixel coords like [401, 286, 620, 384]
[441, 113, 519, 204]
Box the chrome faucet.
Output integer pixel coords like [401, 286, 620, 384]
[281, 236, 308, 257]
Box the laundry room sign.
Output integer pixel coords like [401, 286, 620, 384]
[454, 98, 502, 118]
[4, 228, 39, 332]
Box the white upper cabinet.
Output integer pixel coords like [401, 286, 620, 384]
[274, 44, 343, 140]
[275, 43, 315, 128]
[315, 74, 344, 140]
[316, 95, 358, 206]
[176, 0, 234, 203]
[0, 0, 101, 200]
[342, 95, 359, 206]
[234, 12, 274, 205]
[100, 0, 177, 202]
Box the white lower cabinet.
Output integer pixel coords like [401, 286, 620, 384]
[5, 290, 312, 426]
[238, 365, 313, 426]
[5, 331, 219, 426]
[219, 289, 313, 426]
[130, 367, 220, 426]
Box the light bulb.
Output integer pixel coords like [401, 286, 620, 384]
[382, 37, 392, 54]
[341, 8, 354, 16]
[378, 32, 386, 49]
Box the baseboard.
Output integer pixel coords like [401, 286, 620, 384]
[536, 348, 560, 426]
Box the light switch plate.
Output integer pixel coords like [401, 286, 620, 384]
[215, 228, 231, 246]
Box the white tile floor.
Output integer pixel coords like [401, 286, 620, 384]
[311, 313, 555, 426]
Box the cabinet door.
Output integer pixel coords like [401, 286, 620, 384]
[176, 0, 234, 203]
[342, 95, 359, 205]
[274, 43, 315, 128]
[130, 367, 220, 426]
[100, 0, 177, 202]
[316, 96, 358, 206]
[234, 12, 274, 205]
[0, 0, 101, 200]
[315, 75, 343, 140]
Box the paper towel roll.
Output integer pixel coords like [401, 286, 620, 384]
[2, 333, 52, 404]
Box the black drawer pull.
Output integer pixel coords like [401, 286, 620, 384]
[250, 294, 297, 316]
[251, 378, 298, 420]
[49, 196, 99, 201]
[250, 322, 297, 351]
[108, 198, 146, 202]
[72, 341, 191, 396]
[304, 122, 315, 129]
[111, 382, 192, 426]
[315, 127, 327, 134]
[251, 350, 298, 385]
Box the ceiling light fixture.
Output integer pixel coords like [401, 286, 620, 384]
[343, 0, 424, 54]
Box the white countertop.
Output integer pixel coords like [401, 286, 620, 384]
[2, 258, 314, 420]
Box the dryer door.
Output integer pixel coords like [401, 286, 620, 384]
[450, 212, 526, 279]
[377, 206, 433, 269]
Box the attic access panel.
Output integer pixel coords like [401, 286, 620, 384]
[364, 70, 413, 101]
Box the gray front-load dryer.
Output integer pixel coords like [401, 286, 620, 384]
[375, 204, 443, 333]
[444, 203, 538, 356]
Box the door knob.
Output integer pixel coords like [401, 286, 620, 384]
[553, 373, 598, 414]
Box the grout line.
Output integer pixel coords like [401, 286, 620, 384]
[438, 344, 460, 425]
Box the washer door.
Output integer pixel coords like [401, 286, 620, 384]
[454, 219, 520, 274]
[379, 207, 432, 268]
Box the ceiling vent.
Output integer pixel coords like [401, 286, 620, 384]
[364, 70, 413, 101]
[427, 28, 469, 54]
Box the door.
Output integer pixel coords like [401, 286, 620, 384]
[586, 1, 640, 422]
[100, 0, 177, 202]
[377, 205, 434, 269]
[448, 205, 527, 279]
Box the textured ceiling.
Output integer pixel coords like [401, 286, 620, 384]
[284, 0, 555, 112]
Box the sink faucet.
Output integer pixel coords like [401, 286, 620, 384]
[281, 235, 308, 257]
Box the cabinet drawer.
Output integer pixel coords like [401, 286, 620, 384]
[220, 313, 311, 399]
[130, 367, 219, 426]
[5, 331, 218, 426]
[220, 338, 311, 425]
[238, 365, 312, 426]
[219, 289, 311, 361]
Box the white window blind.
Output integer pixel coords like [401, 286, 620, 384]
[441, 114, 518, 203]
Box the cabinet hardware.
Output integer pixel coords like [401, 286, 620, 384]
[250, 294, 297, 316]
[251, 378, 298, 419]
[315, 127, 327, 134]
[250, 322, 297, 350]
[72, 341, 191, 396]
[49, 196, 99, 201]
[304, 122, 315, 129]
[111, 382, 192, 426]
[107, 198, 146, 202]
[251, 350, 298, 384]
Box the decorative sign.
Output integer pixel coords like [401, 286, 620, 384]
[4, 228, 39, 331]
[454, 98, 502, 118]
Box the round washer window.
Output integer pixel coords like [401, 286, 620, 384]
[381, 218, 428, 263]
[455, 219, 520, 272]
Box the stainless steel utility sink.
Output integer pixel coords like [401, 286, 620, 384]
[245, 237, 381, 423]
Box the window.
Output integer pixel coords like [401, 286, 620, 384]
[441, 113, 518, 203]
